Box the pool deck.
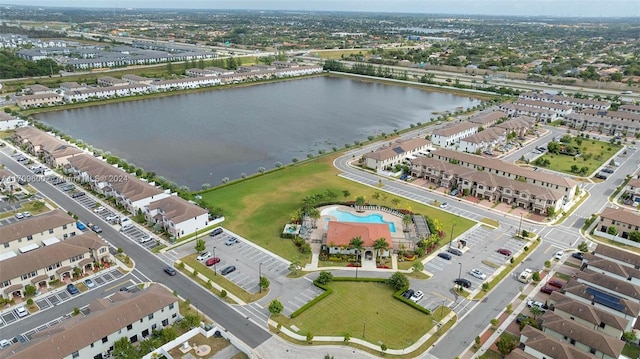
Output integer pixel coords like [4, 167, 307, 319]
[318, 205, 406, 241]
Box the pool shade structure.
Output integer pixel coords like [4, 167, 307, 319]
[282, 224, 301, 237]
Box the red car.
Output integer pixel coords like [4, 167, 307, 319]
[205, 257, 221, 266]
[548, 278, 566, 288]
[497, 248, 512, 256]
[540, 285, 558, 294]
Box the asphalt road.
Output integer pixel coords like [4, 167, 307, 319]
[0, 149, 272, 349]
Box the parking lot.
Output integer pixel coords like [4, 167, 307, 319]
[0, 269, 124, 329]
[45, 175, 160, 251]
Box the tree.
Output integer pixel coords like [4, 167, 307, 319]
[380, 343, 387, 353]
[342, 190, 351, 199]
[306, 332, 314, 343]
[307, 207, 321, 228]
[259, 276, 270, 291]
[355, 196, 366, 208]
[268, 299, 283, 315]
[112, 337, 139, 359]
[195, 239, 206, 253]
[373, 237, 389, 258]
[402, 214, 413, 232]
[529, 306, 544, 319]
[317, 271, 333, 285]
[578, 241, 589, 252]
[387, 272, 409, 291]
[24, 285, 36, 296]
[288, 256, 302, 275]
[496, 336, 517, 356]
[349, 236, 364, 265]
[622, 331, 638, 343]
[629, 231, 640, 243]
[607, 226, 618, 236]
[532, 271, 541, 282]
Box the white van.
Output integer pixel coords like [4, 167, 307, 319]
[120, 216, 133, 229]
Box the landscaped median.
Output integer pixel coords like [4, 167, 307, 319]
[271, 275, 455, 353]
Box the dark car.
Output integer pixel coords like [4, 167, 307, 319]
[401, 289, 415, 299]
[89, 224, 102, 233]
[602, 167, 614, 174]
[540, 285, 558, 294]
[437, 252, 452, 260]
[71, 191, 86, 198]
[571, 252, 584, 260]
[220, 265, 236, 275]
[454, 278, 472, 288]
[516, 314, 529, 324]
[497, 248, 512, 256]
[119, 286, 129, 292]
[595, 173, 608, 180]
[66, 283, 79, 295]
[205, 257, 221, 266]
[209, 228, 223, 237]
[164, 266, 177, 276]
[447, 248, 463, 256]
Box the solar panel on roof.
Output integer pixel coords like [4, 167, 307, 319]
[586, 287, 625, 312]
[392, 147, 404, 154]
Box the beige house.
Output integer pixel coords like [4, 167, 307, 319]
[0, 285, 178, 359]
[430, 121, 478, 148]
[540, 311, 625, 359]
[592, 243, 640, 269]
[468, 111, 508, 127]
[145, 195, 209, 239]
[518, 326, 599, 359]
[624, 177, 640, 203]
[582, 253, 640, 287]
[12, 127, 84, 167]
[561, 279, 640, 325]
[0, 233, 110, 299]
[16, 93, 63, 109]
[362, 137, 432, 172]
[549, 291, 630, 336]
[0, 209, 77, 256]
[596, 207, 640, 242]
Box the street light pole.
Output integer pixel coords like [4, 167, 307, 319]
[449, 223, 456, 249]
[458, 262, 463, 290]
[363, 321, 366, 338]
[212, 246, 217, 276]
[517, 213, 523, 237]
[259, 262, 263, 293]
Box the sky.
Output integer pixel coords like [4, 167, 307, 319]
[1, 0, 639, 17]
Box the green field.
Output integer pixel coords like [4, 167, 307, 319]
[199, 154, 475, 263]
[275, 281, 433, 348]
[534, 138, 620, 176]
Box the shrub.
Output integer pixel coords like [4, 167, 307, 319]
[220, 290, 227, 298]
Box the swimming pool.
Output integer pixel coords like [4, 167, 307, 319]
[323, 207, 396, 232]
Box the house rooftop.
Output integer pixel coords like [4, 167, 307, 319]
[146, 195, 208, 224]
[363, 137, 431, 162]
[326, 222, 393, 249]
[549, 291, 629, 331]
[431, 121, 477, 137]
[600, 206, 640, 227]
[0, 209, 75, 245]
[520, 326, 598, 359]
[593, 243, 640, 269]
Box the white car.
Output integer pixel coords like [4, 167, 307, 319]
[554, 251, 564, 260]
[410, 290, 424, 303]
[14, 213, 24, 220]
[439, 202, 449, 209]
[15, 306, 28, 318]
[22, 212, 31, 218]
[527, 300, 547, 312]
[469, 268, 487, 280]
[0, 339, 11, 349]
[93, 206, 105, 213]
[138, 235, 152, 244]
[105, 215, 119, 222]
[196, 252, 211, 261]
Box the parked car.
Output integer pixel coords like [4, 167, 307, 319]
[105, 215, 119, 223]
[437, 252, 452, 260]
[516, 314, 529, 324]
[410, 290, 424, 302]
[602, 167, 614, 174]
[205, 257, 221, 266]
[225, 237, 239, 246]
[71, 191, 85, 198]
[66, 284, 79, 295]
[447, 248, 463, 256]
[450, 189, 458, 196]
[497, 248, 512, 256]
[220, 265, 236, 275]
[93, 206, 106, 213]
[22, 212, 31, 218]
[14, 306, 28, 318]
[540, 285, 558, 294]
[196, 252, 212, 261]
[14, 212, 24, 220]
[0, 339, 11, 349]
[401, 289, 415, 299]
[595, 173, 608, 180]
[439, 202, 449, 209]
[76, 222, 87, 230]
[571, 252, 584, 260]
[454, 278, 472, 288]
[119, 286, 129, 292]
[547, 278, 566, 289]
[89, 224, 102, 233]
[527, 300, 548, 312]
[209, 228, 223, 236]
[554, 251, 564, 260]
[469, 269, 486, 280]
[84, 278, 95, 288]
[164, 266, 177, 276]
[138, 235, 152, 244]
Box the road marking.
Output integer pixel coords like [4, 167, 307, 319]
[104, 280, 133, 292]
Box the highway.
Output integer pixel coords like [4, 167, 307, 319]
[0, 149, 272, 349]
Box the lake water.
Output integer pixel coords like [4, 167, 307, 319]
[37, 76, 480, 190]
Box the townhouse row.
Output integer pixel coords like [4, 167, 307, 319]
[16, 63, 324, 109]
[12, 127, 210, 239]
[510, 243, 640, 359]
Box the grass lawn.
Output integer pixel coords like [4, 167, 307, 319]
[313, 49, 372, 59]
[274, 281, 432, 349]
[623, 344, 640, 359]
[535, 138, 620, 176]
[199, 154, 475, 263]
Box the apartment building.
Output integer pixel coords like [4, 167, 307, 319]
[498, 103, 558, 122]
[623, 177, 640, 203]
[549, 291, 631, 336]
[16, 93, 63, 109]
[0, 112, 23, 131]
[458, 127, 505, 153]
[619, 104, 640, 114]
[63, 83, 151, 102]
[65, 154, 168, 214]
[561, 279, 639, 326]
[564, 112, 640, 137]
[513, 99, 573, 117]
[0, 285, 179, 359]
[145, 195, 209, 239]
[0, 209, 77, 257]
[59, 81, 87, 93]
[517, 326, 598, 359]
[12, 127, 84, 167]
[582, 253, 640, 287]
[121, 74, 154, 85]
[518, 92, 610, 110]
[410, 156, 564, 214]
[494, 115, 537, 137]
[362, 137, 432, 171]
[97, 76, 134, 87]
[596, 207, 640, 245]
[430, 121, 478, 148]
[468, 111, 508, 127]
[427, 149, 578, 205]
[0, 232, 110, 300]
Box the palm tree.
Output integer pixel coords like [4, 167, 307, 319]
[307, 207, 321, 229]
[373, 238, 389, 259]
[349, 236, 364, 265]
[4, 191, 18, 213]
[402, 214, 413, 232]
